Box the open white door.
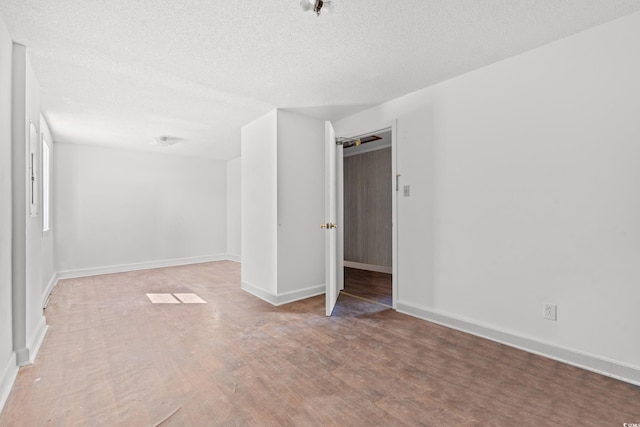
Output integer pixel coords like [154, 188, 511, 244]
[324, 121, 339, 316]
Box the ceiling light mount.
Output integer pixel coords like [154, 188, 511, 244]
[300, 0, 334, 16]
[150, 136, 183, 147]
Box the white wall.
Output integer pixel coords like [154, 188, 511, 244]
[241, 110, 325, 303]
[1, 26, 54, 411]
[0, 13, 16, 412]
[11, 43, 47, 367]
[241, 110, 278, 295]
[226, 157, 241, 261]
[54, 143, 227, 273]
[276, 110, 324, 294]
[23, 52, 46, 361]
[335, 11, 640, 383]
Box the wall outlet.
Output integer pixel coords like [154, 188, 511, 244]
[544, 303, 557, 321]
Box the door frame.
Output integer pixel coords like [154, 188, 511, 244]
[335, 120, 398, 309]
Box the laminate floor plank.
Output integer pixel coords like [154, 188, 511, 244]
[1, 261, 638, 426]
[343, 267, 392, 306]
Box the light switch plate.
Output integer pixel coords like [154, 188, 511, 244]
[403, 185, 410, 197]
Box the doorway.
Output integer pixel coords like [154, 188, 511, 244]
[340, 129, 393, 307]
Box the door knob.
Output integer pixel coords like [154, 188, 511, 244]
[320, 223, 337, 229]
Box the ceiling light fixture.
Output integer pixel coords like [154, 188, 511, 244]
[149, 136, 182, 147]
[300, 0, 334, 16]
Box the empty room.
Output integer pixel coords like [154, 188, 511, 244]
[1, 1, 640, 425]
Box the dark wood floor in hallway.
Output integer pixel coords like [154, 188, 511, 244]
[343, 267, 392, 306]
[1, 261, 638, 426]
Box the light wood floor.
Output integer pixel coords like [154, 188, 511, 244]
[1, 261, 638, 426]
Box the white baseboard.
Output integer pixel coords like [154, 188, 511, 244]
[56, 253, 231, 281]
[344, 261, 392, 274]
[42, 272, 58, 308]
[24, 316, 48, 366]
[241, 281, 324, 306]
[241, 281, 277, 305]
[396, 300, 640, 387]
[14, 316, 48, 367]
[47, 255, 239, 306]
[275, 284, 325, 305]
[226, 253, 241, 263]
[0, 353, 18, 414]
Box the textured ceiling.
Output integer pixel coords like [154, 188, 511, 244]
[2, 1, 640, 159]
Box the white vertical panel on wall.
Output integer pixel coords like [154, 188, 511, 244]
[23, 52, 46, 361]
[10, 43, 47, 366]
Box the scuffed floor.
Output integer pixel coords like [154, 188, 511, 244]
[1, 261, 638, 426]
